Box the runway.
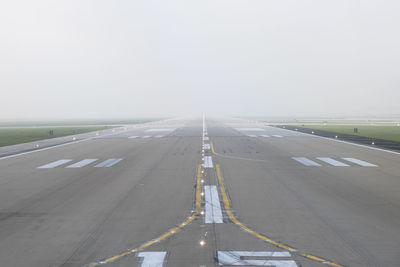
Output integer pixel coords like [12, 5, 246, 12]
[0, 117, 399, 266]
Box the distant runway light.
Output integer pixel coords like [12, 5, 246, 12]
[199, 240, 206, 246]
[35, 144, 39, 148]
[335, 135, 338, 138]
[311, 131, 314, 134]
[372, 142, 375, 145]
[201, 192, 204, 196]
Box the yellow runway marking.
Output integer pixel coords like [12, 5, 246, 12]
[215, 164, 344, 267]
[86, 164, 202, 267]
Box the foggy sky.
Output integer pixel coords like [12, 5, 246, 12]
[1, 0, 399, 119]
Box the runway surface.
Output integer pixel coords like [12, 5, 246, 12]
[0, 117, 399, 267]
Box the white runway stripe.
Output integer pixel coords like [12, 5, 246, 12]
[141, 135, 151, 138]
[65, 159, 98, 168]
[203, 136, 209, 141]
[94, 158, 123, 167]
[203, 156, 213, 168]
[260, 134, 270, 137]
[342, 158, 377, 167]
[203, 143, 211, 150]
[247, 134, 257, 137]
[235, 127, 264, 131]
[128, 136, 139, 139]
[204, 185, 223, 223]
[154, 135, 163, 138]
[137, 252, 167, 267]
[37, 159, 72, 169]
[292, 157, 321, 166]
[272, 135, 283, 138]
[316, 157, 350, 167]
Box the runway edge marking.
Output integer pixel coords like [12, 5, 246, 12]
[84, 164, 202, 267]
[215, 164, 344, 267]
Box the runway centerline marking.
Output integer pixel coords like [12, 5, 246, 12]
[203, 156, 214, 168]
[65, 159, 98, 168]
[316, 157, 349, 167]
[217, 251, 297, 266]
[37, 159, 72, 169]
[94, 158, 123, 168]
[342, 158, 377, 167]
[204, 185, 223, 223]
[137, 252, 167, 267]
[292, 157, 321, 166]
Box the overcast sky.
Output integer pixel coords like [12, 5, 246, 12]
[1, 0, 399, 119]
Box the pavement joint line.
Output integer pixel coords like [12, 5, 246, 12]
[210, 142, 270, 163]
[215, 163, 345, 267]
[84, 164, 202, 267]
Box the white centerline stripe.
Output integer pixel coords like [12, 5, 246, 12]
[342, 158, 377, 167]
[235, 127, 265, 131]
[154, 135, 163, 138]
[128, 136, 139, 139]
[142, 135, 151, 139]
[137, 252, 167, 267]
[65, 159, 98, 168]
[217, 251, 297, 266]
[204, 185, 223, 224]
[37, 159, 72, 169]
[316, 157, 350, 167]
[203, 144, 211, 150]
[94, 158, 123, 167]
[272, 135, 283, 138]
[292, 157, 321, 166]
[260, 135, 270, 137]
[203, 156, 213, 168]
[204, 136, 209, 141]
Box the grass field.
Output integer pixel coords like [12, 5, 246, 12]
[0, 126, 113, 147]
[298, 124, 400, 142]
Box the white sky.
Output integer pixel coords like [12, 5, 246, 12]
[1, 0, 399, 119]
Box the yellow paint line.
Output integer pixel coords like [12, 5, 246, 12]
[215, 164, 344, 267]
[85, 164, 202, 266]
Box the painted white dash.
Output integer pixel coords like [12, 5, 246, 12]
[154, 135, 164, 138]
[247, 135, 257, 137]
[316, 157, 349, 167]
[342, 158, 377, 167]
[128, 136, 139, 139]
[37, 159, 72, 169]
[235, 128, 265, 131]
[217, 251, 297, 266]
[94, 158, 123, 168]
[146, 128, 175, 132]
[204, 136, 209, 141]
[272, 135, 283, 138]
[141, 135, 151, 139]
[203, 143, 211, 150]
[204, 185, 223, 224]
[292, 157, 321, 166]
[137, 251, 167, 267]
[66, 159, 98, 168]
[203, 156, 213, 168]
[260, 135, 270, 137]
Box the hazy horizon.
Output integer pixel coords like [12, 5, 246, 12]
[1, 0, 399, 119]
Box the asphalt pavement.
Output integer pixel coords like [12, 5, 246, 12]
[0, 117, 399, 267]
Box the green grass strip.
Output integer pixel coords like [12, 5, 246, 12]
[298, 124, 400, 143]
[0, 126, 113, 147]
